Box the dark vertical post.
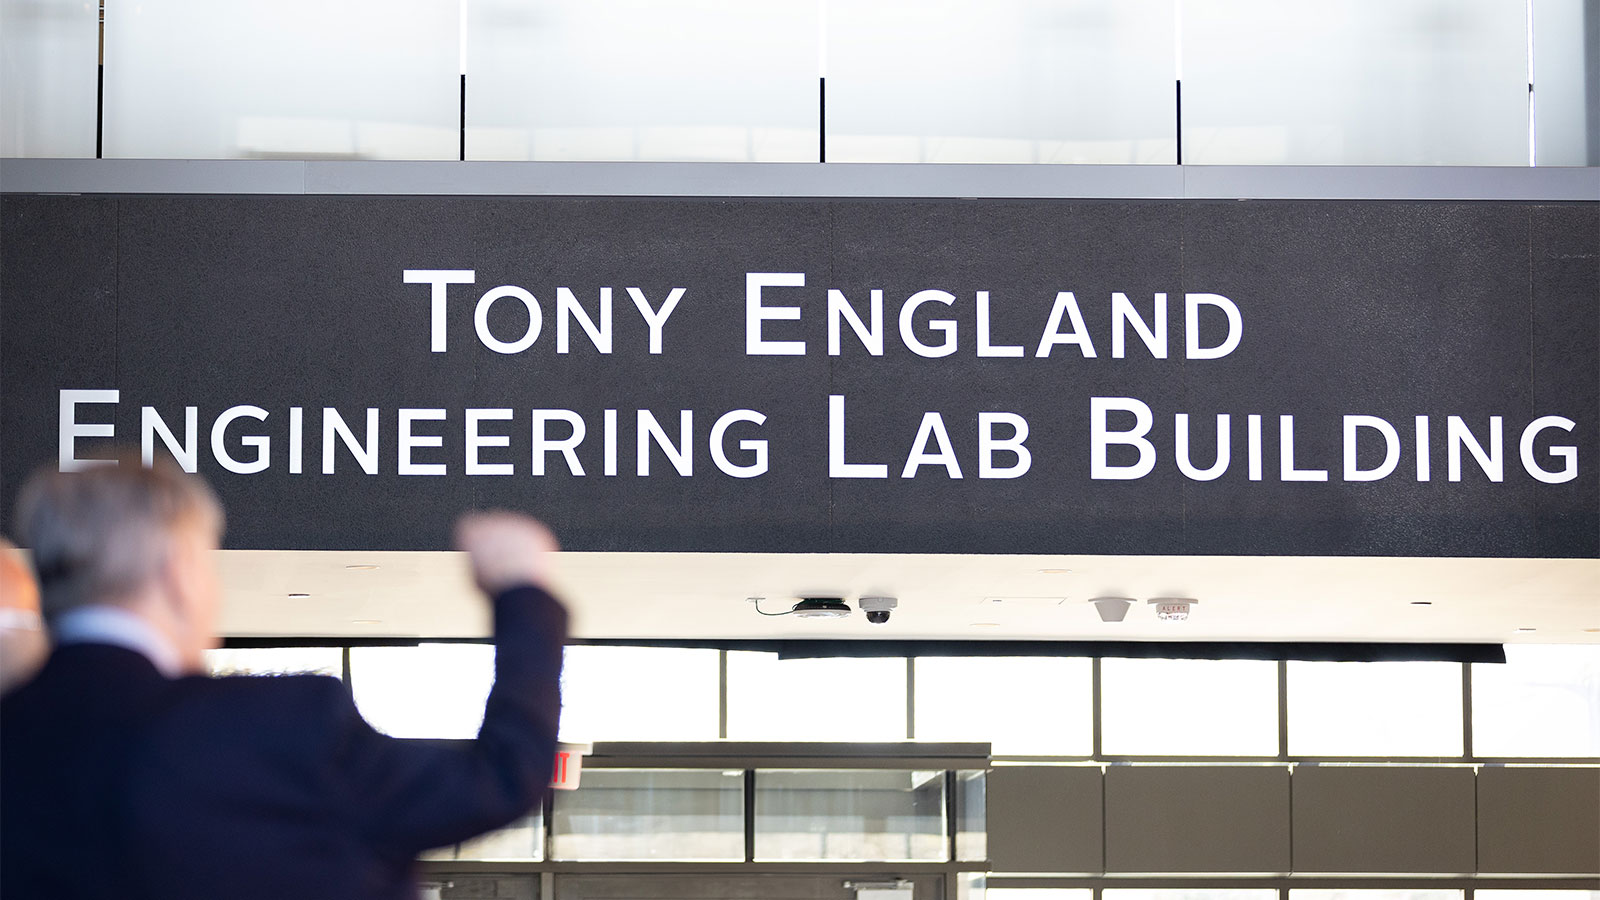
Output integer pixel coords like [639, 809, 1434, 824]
[742, 769, 757, 862]
[1584, 0, 1600, 164]
[1277, 659, 1290, 759]
[944, 769, 958, 863]
[1530, 80, 1537, 166]
[819, 77, 827, 162]
[1093, 656, 1107, 874]
[542, 788, 556, 862]
[459, 74, 467, 161]
[718, 649, 729, 739]
[906, 657, 916, 740]
[1090, 657, 1103, 759]
[1175, 80, 1183, 165]
[96, 0, 105, 158]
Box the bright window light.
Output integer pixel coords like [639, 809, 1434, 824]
[1101, 658, 1278, 756]
[559, 646, 720, 742]
[726, 652, 906, 742]
[1473, 645, 1600, 757]
[1287, 661, 1463, 757]
[914, 656, 1092, 755]
[349, 644, 494, 740]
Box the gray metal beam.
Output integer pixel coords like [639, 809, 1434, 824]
[3, 158, 1596, 200]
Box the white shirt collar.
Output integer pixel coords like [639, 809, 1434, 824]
[50, 605, 184, 678]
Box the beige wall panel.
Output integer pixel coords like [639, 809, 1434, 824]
[1479, 766, 1600, 874]
[1105, 765, 1291, 872]
[1293, 766, 1475, 873]
[988, 766, 1104, 873]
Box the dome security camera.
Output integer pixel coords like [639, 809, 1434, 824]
[859, 596, 898, 625]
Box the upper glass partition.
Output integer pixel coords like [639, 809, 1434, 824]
[0, 0, 98, 157]
[827, 0, 1177, 164]
[466, 0, 818, 161]
[1532, 0, 1600, 166]
[13, 0, 1592, 164]
[102, 0, 460, 159]
[1180, 0, 1532, 165]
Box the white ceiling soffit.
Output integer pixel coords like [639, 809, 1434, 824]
[216, 550, 1600, 645]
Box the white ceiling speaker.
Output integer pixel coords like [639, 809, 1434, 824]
[1089, 597, 1135, 622]
[748, 596, 852, 619]
[791, 597, 852, 618]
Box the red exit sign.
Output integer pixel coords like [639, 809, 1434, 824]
[550, 743, 590, 791]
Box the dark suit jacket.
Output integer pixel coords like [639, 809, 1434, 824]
[1, 585, 566, 900]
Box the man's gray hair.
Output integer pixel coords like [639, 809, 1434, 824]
[14, 452, 224, 620]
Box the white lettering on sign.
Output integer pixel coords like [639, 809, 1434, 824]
[71, 389, 1583, 488]
[404, 270, 683, 355]
[403, 269, 475, 352]
[50, 267, 1587, 493]
[142, 406, 198, 472]
[746, 272, 806, 356]
[732, 280, 1242, 361]
[58, 389, 119, 472]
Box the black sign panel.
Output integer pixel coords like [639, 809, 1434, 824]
[2, 195, 1595, 556]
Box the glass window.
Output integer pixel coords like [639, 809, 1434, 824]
[349, 644, 494, 740]
[1181, 0, 1530, 165]
[1100, 658, 1278, 756]
[985, 883, 1100, 890]
[1473, 645, 1600, 757]
[955, 769, 986, 862]
[915, 656, 1092, 755]
[1287, 661, 1463, 757]
[206, 647, 342, 679]
[828, 0, 1177, 164]
[423, 814, 544, 862]
[103, 0, 459, 159]
[1478, 892, 1600, 900]
[416, 875, 536, 899]
[1106, 891, 1277, 900]
[1292, 891, 1462, 900]
[559, 646, 720, 743]
[465, 0, 818, 161]
[0, 0, 99, 157]
[551, 768, 744, 861]
[754, 769, 946, 861]
[454, 814, 544, 861]
[726, 652, 907, 742]
[1532, 0, 1598, 166]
